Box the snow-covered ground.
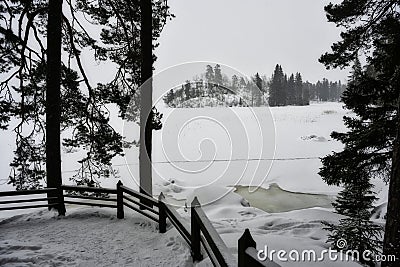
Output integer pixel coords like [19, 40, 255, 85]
[0, 207, 192, 267]
[0, 102, 388, 266]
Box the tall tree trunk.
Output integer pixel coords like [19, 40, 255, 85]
[46, 0, 65, 215]
[382, 96, 400, 266]
[139, 0, 153, 206]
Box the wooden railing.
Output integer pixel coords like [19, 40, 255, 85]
[0, 188, 60, 211]
[190, 197, 236, 266]
[159, 193, 190, 242]
[238, 229, 281, 267]
[119, 182, 159, 223]
[62, 184, 117, 209]
[0, 181, 279, 267]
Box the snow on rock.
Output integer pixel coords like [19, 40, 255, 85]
[300, 135, 329, 142]
[0, 207, 192, 267]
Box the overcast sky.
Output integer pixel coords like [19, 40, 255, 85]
[154, 0, 349, 83]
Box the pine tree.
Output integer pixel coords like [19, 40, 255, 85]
[0, 1, 173, 190]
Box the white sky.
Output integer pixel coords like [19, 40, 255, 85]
[154, 0, 349, 83]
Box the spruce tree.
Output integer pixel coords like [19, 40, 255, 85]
[319, 1, 400, 264]
[302, 82, 310, 105]
[278, 66, 287, 106]
[294, 72, 303, 105]
[320, 78, 330, 101]
[287, 74, 295, 105]
[269, 64, 286, 106]
[320, 58, 386, 262]
[323, 170, 382, 266]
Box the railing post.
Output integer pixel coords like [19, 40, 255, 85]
[158, 192, 167, 233]
[191, 197, 203, 262]
[117, 180, 124, 219]
[57, 186, 65, 216]
[238, 229, 256, 267]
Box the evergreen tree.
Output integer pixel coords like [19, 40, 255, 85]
[323, 171, 382, 266]
[184, 80, 191, 100]
[0, 0, 172, 190]
[254, 73, 263, 92]
[269, 64, 286, 106]
[252, 73, 264, 106]
[309, 82, 317, 101]
[316, 80, 323, 101]
[302, 81, 311, 105]
[294, 72, 303, 105]
[320, 59, 386, 263]
[287, 74, 295, 105]
[319, 1, 400, 263]
[214, 64, 223, 85]
[320, 78, 330, 101]
[329, 81, 339, 101]
[205, 65, 214, 83]
[281, 72, 287, 106]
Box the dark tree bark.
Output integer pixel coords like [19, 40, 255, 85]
[46, 0, 65, 215]
[382, 96, 400, 266]
[139, 0, 153, 205]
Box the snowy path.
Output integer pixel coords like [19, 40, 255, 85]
[0, 207, 192, 267]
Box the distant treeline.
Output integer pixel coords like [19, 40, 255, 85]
[163, 64, 346, 108]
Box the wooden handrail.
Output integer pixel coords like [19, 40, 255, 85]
[0, 197, 58, 205]
[1, 183, 280, 267]
[64, 200, 117, 209]
[0, 188, 57, 197]
[191, 197, 235, 266]
[123, 201, 158, 222]
[120, 185, 159, 207]
[158, 193, 191, 243]
[238, 229, 280, 267]
[123, 195, 159, 215]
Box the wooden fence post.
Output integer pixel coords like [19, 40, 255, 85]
[57, 186, 65, 216]
[238, 228, 256, 267]
[117, 180, 124, 219]
[158, 192, 167, 233]
[191, 197, 203, 262]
